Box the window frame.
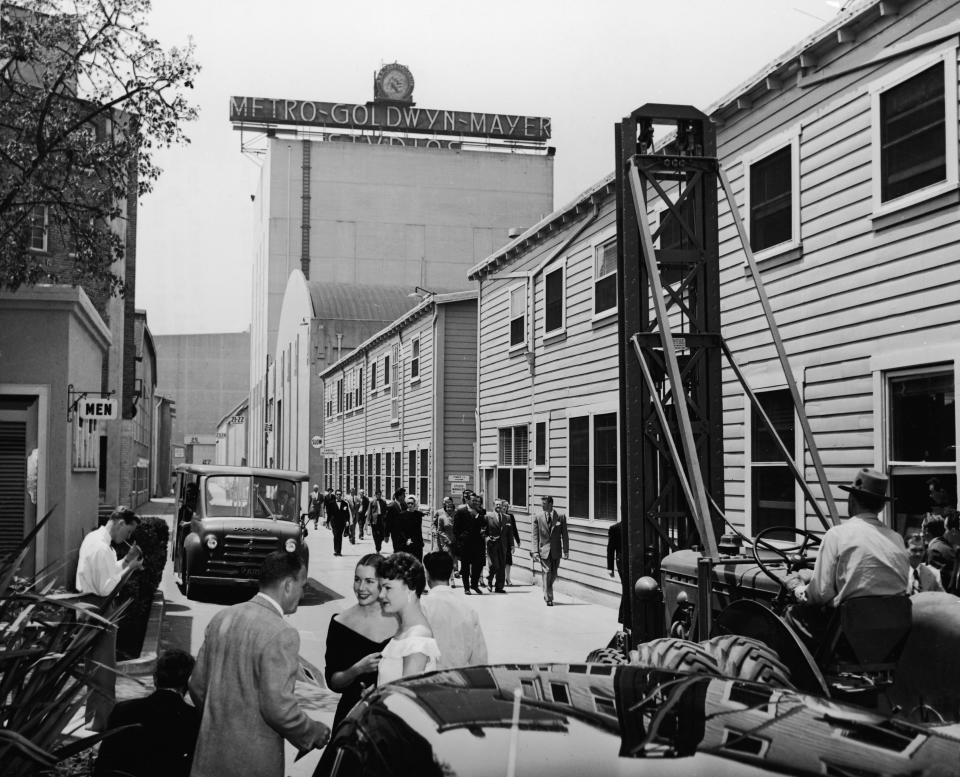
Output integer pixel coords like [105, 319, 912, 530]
[508, 283, 527, 352]
[533, 414, 550, 473]
[28, 204, 48, 253]
[542, 261, 566, 340]
[497, 424, 529, 509]
[592, 234, 618, 320]
[744, 386, 801, 535]
[409, 336, 421, 383]
[370, 360, 378, 394]
[566, 406, 619, 521]
[390, 344, 400, 424]
[741, 127, 801, 262]
[870, 44, 959, 218]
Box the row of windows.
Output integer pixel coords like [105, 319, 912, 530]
[508, 237, 618, 349]
[326, 340, 413, 420]
[751, 367, 956, 538]
[322, 448, 430, 503]
[494, 411, 618, 520]
[746, 49, 957, 258]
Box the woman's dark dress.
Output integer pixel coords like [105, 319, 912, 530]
[324, 614, 391, 728]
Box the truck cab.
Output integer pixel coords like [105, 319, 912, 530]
[173, 464, 310, 599]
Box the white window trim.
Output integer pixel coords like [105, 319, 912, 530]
[409, 335, 421, 385]
[565, 401, 619, 523]
[369, 359, 378, 396]
[497, 423, 529, 508]
[28, 205, 48, 253]
[508, 282, 527, 354]
[591, 231, 618, 322]
[541, 260, 567, 341]
[389, 344, 400, 425]
[743, 384, 803, 535]
[870, 43, 959, 218]
[533, 413, 550, 473]
[741, 125, 801, 263]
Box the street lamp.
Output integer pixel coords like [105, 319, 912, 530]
[408, 285, 435, 301]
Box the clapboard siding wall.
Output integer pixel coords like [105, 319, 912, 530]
[471, 182, 621, 604]
[320, 293, 477, 516]
[704, 0, 960, 532]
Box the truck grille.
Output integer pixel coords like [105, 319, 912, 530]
[206, 534, 282, 576]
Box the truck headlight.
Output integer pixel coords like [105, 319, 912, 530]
[285, 538, 297, 553]
[204, 534, 218, 550]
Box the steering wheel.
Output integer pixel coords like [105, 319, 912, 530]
[751, 526, 822, 588]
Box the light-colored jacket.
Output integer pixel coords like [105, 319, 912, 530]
[189, 596, 324, 777]
[532, 509, 569, 562]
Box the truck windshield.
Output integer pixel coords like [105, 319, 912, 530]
[204, 476, 301, 521]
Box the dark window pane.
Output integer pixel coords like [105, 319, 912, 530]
[751, 467, 795, 534]
[535, 421, 547, 467]
[512, 468, 527, 508]
[752, 389, 795, 462]
[570, 417, 589, 517]
[545, 269, 563, 332]
[750, 145, 792, 252]
[595, 273, 617, 314]
[891, 371, 955, 461]
[498, 469, 511, 502]
[891, 473, 958, 536]
[881, 63, 946, 202]
[510, 316, 525, 345]
[594, 413, 618, 521]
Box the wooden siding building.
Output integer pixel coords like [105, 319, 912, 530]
[468, 178, 620, 604]
[320, 292, 478, 513]
[468, 0, 960, 605]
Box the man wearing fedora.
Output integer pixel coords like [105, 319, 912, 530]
[786, 468, 909, 621]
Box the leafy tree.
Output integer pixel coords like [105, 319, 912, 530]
[0, 0, 198, 294]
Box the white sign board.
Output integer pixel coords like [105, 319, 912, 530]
[448, 474, 470, 482]
[79, 398, 118, 420]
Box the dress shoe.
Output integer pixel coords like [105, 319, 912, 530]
[472, 586, 484, 595]
[547, 600, 554, 606]
[464, 589, 472, 595]
[494, 588, 506, 593]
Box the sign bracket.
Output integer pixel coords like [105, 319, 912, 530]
[67, 384, 115, 423]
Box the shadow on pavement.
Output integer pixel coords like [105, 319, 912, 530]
[300, 578, 342, 607]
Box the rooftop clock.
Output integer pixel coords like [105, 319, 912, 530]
[375, 63, 415, 103]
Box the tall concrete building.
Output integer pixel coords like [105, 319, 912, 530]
[233, 63, 555, 465]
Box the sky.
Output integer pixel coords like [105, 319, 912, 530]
[135, 0, 843, 335]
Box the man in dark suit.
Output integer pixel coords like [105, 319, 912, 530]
[532, 496, 569, 606]
[385, 488, 407, 553]
[454, 491, 488, 595]
[327, 489, 351, 557]
[607, 520, 626, 624]
[94, 650, 200, 777]
[189, 551, 329, 777]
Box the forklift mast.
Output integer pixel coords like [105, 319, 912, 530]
[614, 104, 838, 644]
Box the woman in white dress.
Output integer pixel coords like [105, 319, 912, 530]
[376, 552, 441, 685]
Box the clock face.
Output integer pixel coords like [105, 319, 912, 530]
[378, 65, 414, 101]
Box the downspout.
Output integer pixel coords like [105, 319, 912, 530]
[430, 301, 441, 506]
[475, 281, 482, 496]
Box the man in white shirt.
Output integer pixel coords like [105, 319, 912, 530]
[76, 506, 144, 731]
[421, 551, 488, 669]
[907, 533, 944, 593]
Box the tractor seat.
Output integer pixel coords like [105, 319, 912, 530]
[824, 595, 912, 678]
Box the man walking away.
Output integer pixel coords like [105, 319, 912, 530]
[421, 551, 488, 669]
[357, 489, 370, 540]
[189, 551, 329, 777]
[532, 496, 569, 606]
[308, 485, 323, 530]
[385, 488, 406, 553]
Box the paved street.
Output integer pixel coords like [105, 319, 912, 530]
[145, 502, 620, 777]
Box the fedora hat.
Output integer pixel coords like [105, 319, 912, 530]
[839, 468, 892, 501]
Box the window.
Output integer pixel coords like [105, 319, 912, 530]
[749, 389, 796, 535]
[367, 454, 373, 495]
[336, 378, 343, 414]
[385, 451, 391, 496]
[498, 425, 528, 508]
[356, 367, 363, 407]
[410, 337, 420, 381]
[345, 372, 353, 412]
[409, 450, 417, 498]
[544, 266, 564, 334]
[393, 451, 402, 497]
[383, 353, 391, 386]
[749, 146, 791, 252]
[338, 456, 344, 491]
[370, 361, 378, 392]
[534, 418, 549, 470]
[375, 452, 381, 495]
[345, 455, 351, 491]
[594, 238, 617, 315]
[28, 205, 47, 252]
[509, 285, 525, 348]
[390, 345, 400, 422]
[568, 412, 618, 520]
[888, 368, 956, 536]
[871, 47, 958, 213]
[420, 448, 428, 505]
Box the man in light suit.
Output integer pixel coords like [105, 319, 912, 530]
[532, 495, 569, 606]
[189, 551, 329, 777]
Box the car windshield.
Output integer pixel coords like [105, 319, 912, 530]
[204, 476, 301, 521]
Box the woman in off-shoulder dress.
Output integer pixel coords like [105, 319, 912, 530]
[376, 552, 440, 685]
[324, 553, 397, 728]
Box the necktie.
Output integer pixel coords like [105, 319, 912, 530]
[912, 568, 921, 594]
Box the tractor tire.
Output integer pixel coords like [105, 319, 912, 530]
[632, 637, 720, 675]
[700, 634, 793, 688]
[586, 647, 627, 665]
